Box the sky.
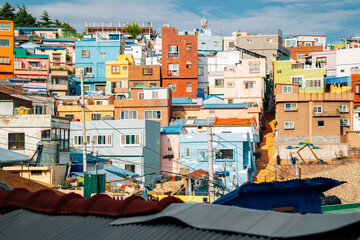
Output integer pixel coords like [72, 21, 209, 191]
[3, 0, 360, 41]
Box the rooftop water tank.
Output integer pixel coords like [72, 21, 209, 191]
[37, 141, 60, 166]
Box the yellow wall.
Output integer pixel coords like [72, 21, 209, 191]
[57, 105, 114, 121]
[105, 54, 134, 81]
[0, 20, 14, 79]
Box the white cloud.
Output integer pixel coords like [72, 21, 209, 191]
[26, 0, 360, 39]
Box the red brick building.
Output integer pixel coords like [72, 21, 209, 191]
[161, 26, 198, 98]
[287, 45, 323, 62]
[128, 65, 161, 88]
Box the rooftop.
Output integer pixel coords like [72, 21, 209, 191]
[203, 103, 249, 109]
[160, 126, 185, 134]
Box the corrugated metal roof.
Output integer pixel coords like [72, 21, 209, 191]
[104, 164, 138, 178]
[0, 209, 257, 240]
[160, 126, 184, 134]
[203, 103, 248, 109]
[172, 97, 194, 105]
[171, 119, 214, 126]
[0, 148, 31, 163]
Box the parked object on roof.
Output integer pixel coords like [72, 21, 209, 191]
[213, 177, 344, 213]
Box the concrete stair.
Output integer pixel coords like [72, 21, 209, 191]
[254, 115, 278, 183]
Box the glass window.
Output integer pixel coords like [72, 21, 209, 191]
[0, 56, 10, 64]
[245, 82, 254, 89]
[8, 133, 25, 150]
[41, 130, 51, 139]
[198, 67, 204, 76]
[214, 79, 224, 87]
[215, 149, 234, 160]
[81, 49, 89, 57]
[143, 68, 152, 75]
[112, 65, 120, 73]
[138, 92, 144, 99]
[125, 164, 135, 173]
[144, 110, 161, 120]
[0, 23, 10, 31]
[168, 63, 179, 76]
[339, 105, 349, 113]
[186, 43, 191, 51]
[282, 86, 292, 94]
[340, 118, 350, 126]
[121, 110, 137, 119]
[249, 62, 260, 73]
[0, 39, 10, 47]
[228, 42, 235, 48]
[168, 45, 179, 58]
[318, 121, 325, 127]
[168, 84, 176, 91]
[121, 134, 140, 145]
[91, 113, 101, 120]
[84, 67, 92, 74]
[313, 106, 322, 113]
[291, 76, 303, 86]
[152, 91, 159, 99]
[284, 121, 295, 129]
[285, 102, 297, 111]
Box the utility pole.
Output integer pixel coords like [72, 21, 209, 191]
[224, 158, 227, 194]
[207, 125, 215, 203]
[80, 69, 87, 172]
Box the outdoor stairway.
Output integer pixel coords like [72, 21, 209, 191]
[254, 116, 277, 183]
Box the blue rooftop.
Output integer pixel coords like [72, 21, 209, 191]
[160, 126, 184, 134]
[204, 95, 224, 101]
[172, 97, 195, 105]
[171, 119, 214, 126]
[325, 76, 349, 85]
[203, 103, 248, 109]
[70, 151, 108, 163]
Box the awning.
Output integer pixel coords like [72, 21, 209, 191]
[325, 76, 349, 85]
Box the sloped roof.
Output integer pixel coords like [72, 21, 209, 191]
[203, 103, 248, 109]
[131, 83, 149, 89]
[186, 169, 209, 178]
[213, 117, 256, 126]
[160, 126, 184, 134]
[171, 119, 214, 127]
[70, 151, 109, 163]
[0, 148, 31, 163]
[172, 97, 194, 105]
[104, 164, 138, 178]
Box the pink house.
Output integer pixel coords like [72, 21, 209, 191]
[160, 126, 187, 176]
[14, 48, 50, 81]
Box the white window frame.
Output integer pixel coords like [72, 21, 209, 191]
[33, 105, 44, 115]
[84, 67, 93, 74]
[121, 134, 141, 146]
[168, 45, 179, 59]
[285, 102, 298, 111]
[249, 62, 260, 73]
[282, 86, 292, 94]
[340, 118, 350, 127]
[121, 110, 137, 119]
[186, 87, 192, 92]
[244, 81, 255, 89]
[284, 121, 295, 130]
[91, 113, 101, 120]
[339, 105, 349, 113]
[313, 106, 323, 114]
[144, 110, 162, 120]
[168, 63, 179, 76]
[0, 23, 10, 31]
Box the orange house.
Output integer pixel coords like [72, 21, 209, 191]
[352, 73, 360, 107]
[0, 20, 14, 80]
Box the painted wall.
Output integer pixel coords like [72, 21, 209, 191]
[0, 20, 14, 79]
[310, 51, 337, 77]
[336, 48, 360, 77]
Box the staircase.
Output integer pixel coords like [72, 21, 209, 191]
[254, 115, 277, 183]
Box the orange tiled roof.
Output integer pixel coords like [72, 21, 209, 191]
[213, 117, 256, 126]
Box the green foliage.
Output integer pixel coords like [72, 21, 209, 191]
[125, 22, 141, 39]
[61, 180, 72, 189]
[0, 2, 15, 21]
[14, 4, 37, 27]
[39, 10, 52, 27]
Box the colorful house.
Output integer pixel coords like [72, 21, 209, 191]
[0, 20, 14, 80]
[273, 59, 327, 94]
[105, 54, 134, 96]
[160, 126, 187, 176]
[128, 65, 161, 89]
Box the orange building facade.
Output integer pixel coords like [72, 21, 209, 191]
[0, 20, 14, 80]
[128, 65, 161, 88]
[161, 26, 198, 98]
[352, 74, 360, 106]
[287, 45, 323, 62]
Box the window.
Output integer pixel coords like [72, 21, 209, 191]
[285, 102, 298, 111]
[186, 61, 192, 68]
[249, 62, 260, 73]
[84, 67, 93, 74]
[121, 134, 140, 145]
[313, 106, 322, 113]
[81, 49, 89, 57]
[186, 43, 191, 51]
[112, 65, 120, 73]
[214, 79, 224, 87]
[84, 85, 90, 92]
[92, 135, 112, 145]
[64, 114, 74, 121]
[213, 41, 220, 47]
[0, 56, 10, 64]
[33, 105, 44, 114]
[198, 67, 204, 76]
[186, 82, 191, 87]
[215, 149, 234, 160]
[53, 53, 61, 62]
[247, 39, 253, 43]
[8, 133, 25, 150]
[297, 54, 306, 59]
[29, 61, 40, 69]
[144, 110, 161, 120]
[0, 23, 10, 31]
[227, 82, 234, 88]
[341, 69, 345, 73]
[267, 38, 273, 43]
[91, 113, 101, 120]
[201, 42, 205, 45]
[228, 99, 233, 104]
[14, 60, 22, 69]
[284, 121, 294, 129]
[74, 135, 91, 146]
[121, 110, 137, 119]
[339, 105, 349, 113]
[285, 39, 296, 47]
[138, 92, 144, 99]
[186, 87, 192, 92]
[316, 57, 326, 67]
[143, 68, 152, 75]
[168, 147, 172, 152]
[291, 76, 303, 86]
[0, 39, 10, 47]
[168, 45, 179, 58]
[306, 79, 322, 88]
[168, 138, 172, 142]
[122, 66, 127, 70]
[125, 164, 135, 173]
[41, 130, 51, 140]
[150, 83, 157, 87]
[228, 42, 235, 48]
[282, 86, 292, 94]
[277, 70, 282, 74]
[318, 121, 325, 127]
[245, 82, 254, 89]
[291, 63, 302, 69]
[355, 84, 360, 94]
[305, 42, 312, 46]
[185, 147, 190, 157]
[95, 101, 103, 105]
[152, 91, 159, 99]
[340, 118, 350, 126]
[168, 63, 179, 76]
[168, 84, 176, 91]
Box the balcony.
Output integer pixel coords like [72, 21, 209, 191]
[276, 92, 354, 103]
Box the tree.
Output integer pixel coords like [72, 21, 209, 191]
[125, 22, 141, 39]
[39, 10, 52, 27]
[0, 2, 15, 21]
[54, 19, 62, 28]
[14, 4, 37, 27]
[61, 22, 76, 33]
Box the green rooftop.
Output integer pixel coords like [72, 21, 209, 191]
[322, 203, 360, 213]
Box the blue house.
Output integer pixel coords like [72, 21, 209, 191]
[179, 131, 257, 192]
[72, 35, 124, 95]
[213, 177, 344, 214]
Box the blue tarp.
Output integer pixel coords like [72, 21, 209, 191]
[104, 164, 138, 178]
[70, 151, 108, 163]
[0, 148, 31, 163]
[325, 76, 349, 85]
[160, 126, 184, 134]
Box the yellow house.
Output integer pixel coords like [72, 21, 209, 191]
[55, 96, 115, 121]
[105, 54, 134, 95]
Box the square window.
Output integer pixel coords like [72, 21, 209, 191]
[339, 105, 349, 113]
[277, 70, 282, 74]
[91, 113, 101, 120]
[340, 118, 350, 126]
[152, 91, 159, 99]
[282, 86, 292, 94]
[0, 38, 10, 47]
[291, 76, 303, 86]
[284, 121, 294, 129]
[249, 62, 260, 73]
[168, 45, 179, 58]
[245, 82, 254, 89]
[168, 63, 179, 76]
[112, 65, 120, 74]
[125, 164, 135, 173]
[186, 61, 192, 68]
[318, 121, 325, 127]
[227, 82, 234, 88]
[168, 84, 176, 91]
[313, 106, 322, 113]
[81, 49, 89, 57]
[0, 56, 10, 64]
[83, 85, 90, 92]
[285, 102, 297, 111]
[143, 68, 152, 75]
[168, 147, 172, 152]
[214, 79, 224, 87]
[8, 133, 25, 150]
[186, 82, 191, 87]
[138, 92, 144, 99]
